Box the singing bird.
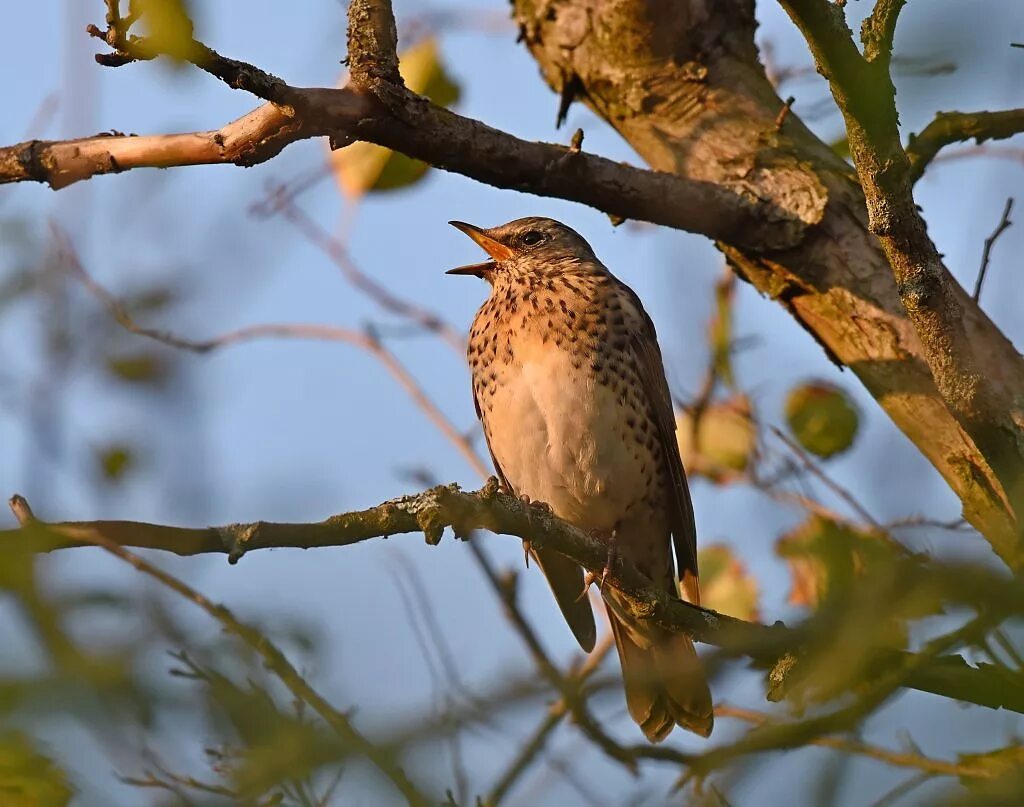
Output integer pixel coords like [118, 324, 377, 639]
[447, 216, 713, 740]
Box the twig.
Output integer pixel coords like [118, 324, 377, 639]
[52, 227, 489, 478]
[486, 634, 614, 804]
[774, 96, 796, 130]
[973, 197, 1014, 302]
[715, 704, 997, 779]
[260, 188, 465, 355]
[467, 541, 651, 772]
[13, 505, 432, 806]
[769, 427, 881, 529]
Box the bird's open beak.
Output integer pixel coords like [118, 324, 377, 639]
[446, 221, 516, 277]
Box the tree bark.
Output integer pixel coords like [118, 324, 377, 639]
[513, 0, 1023, 564]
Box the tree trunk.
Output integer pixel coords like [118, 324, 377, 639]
[513, 0, 1022, 565]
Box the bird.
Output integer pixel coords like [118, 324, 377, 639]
[447, 216, 713, 741]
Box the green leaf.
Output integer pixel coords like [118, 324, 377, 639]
[96, 444, 135, 482]
[105, 352, 170, 385]
[697, 544, 759, 620]
[784, 381, 859, 459]
[708, 273, 737, 388]
[830, 136, 850, 158]
[330, 37, 461, 197]
[677, 395, 757, 482]
[0, 732, 74, 807]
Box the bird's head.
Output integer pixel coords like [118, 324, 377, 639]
[446, 217, 598, 283]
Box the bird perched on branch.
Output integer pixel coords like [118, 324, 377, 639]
[448, 216, 712, 740]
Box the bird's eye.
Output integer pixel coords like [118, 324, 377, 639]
[521, 231, 545, 246]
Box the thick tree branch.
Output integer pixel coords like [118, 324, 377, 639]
[6, 485, 1024, 715]
[0, 9, 804, 250]
[779, 0, 1024, 547]
[4, 0, 1024, 560]
[908, 108, 1024, 182]
[513, 0, 1024, 565]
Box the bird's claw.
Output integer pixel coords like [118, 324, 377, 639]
[577, 529, 619, 600]
[519, 494, 552, 514]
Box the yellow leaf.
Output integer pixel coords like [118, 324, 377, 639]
[134, 0, 196, 61]
[697, 544, 759, 621]
[330, 38, 460, 198]
[677, 395, 757, 482]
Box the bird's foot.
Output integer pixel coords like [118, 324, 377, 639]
[578, 529, 619, 600]
[522, 538, 532, 568]
[518, 493, 553, 514]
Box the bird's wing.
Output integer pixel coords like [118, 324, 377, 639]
[472, 386, 597, 651]
[617, 283, 701, 606]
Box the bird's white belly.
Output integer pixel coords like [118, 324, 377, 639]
[486, 349, 646, 531]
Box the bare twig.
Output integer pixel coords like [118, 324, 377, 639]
[973, 198, 1014, 302]
[716, 704, 998, 779]
[10, 502, 431, 806]
[486, 634, 614, 804]
[769, 427, 881, 529]
[53, 228, 488, 478]
[467, 541, 652, 772]
[259, 188, 465, 355]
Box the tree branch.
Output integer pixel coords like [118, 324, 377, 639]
[779, 0, 1024, 549]
[512, 0, 1023, 564]
[0, 104, 309, 190]
[22, 494, 432, 806]
[0, 4, 805, 249]
[345, 0, 401, 87]
[907, 108, 1024, 183]
[6, 485, 1024, 715]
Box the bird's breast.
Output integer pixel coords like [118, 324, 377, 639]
[475, 322, 652, 531]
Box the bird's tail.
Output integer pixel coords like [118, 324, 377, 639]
[605, 597, 713, 741]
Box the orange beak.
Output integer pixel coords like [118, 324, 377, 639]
[446, 221, 516, 277]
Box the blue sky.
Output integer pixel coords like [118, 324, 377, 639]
[2, 1, 1023, 804]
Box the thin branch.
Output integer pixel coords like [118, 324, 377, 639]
[53, 229, 489, 478]
[0, 104, 308, 190]
[486, 635, 614, 805]
[908, 108, 1024, 182]
[466, 541, 649, 771]
[7, 486, 1024, 715]
[973, 197, 1014, 302]
[12, 501, 431, 806]
[769, 427, 881, 529]
[716, 704, 998, 779]
[260, 188, 465, 355]
[861, 0, 906, 66]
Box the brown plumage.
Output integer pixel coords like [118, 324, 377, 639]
[448, 216, 713, 740]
